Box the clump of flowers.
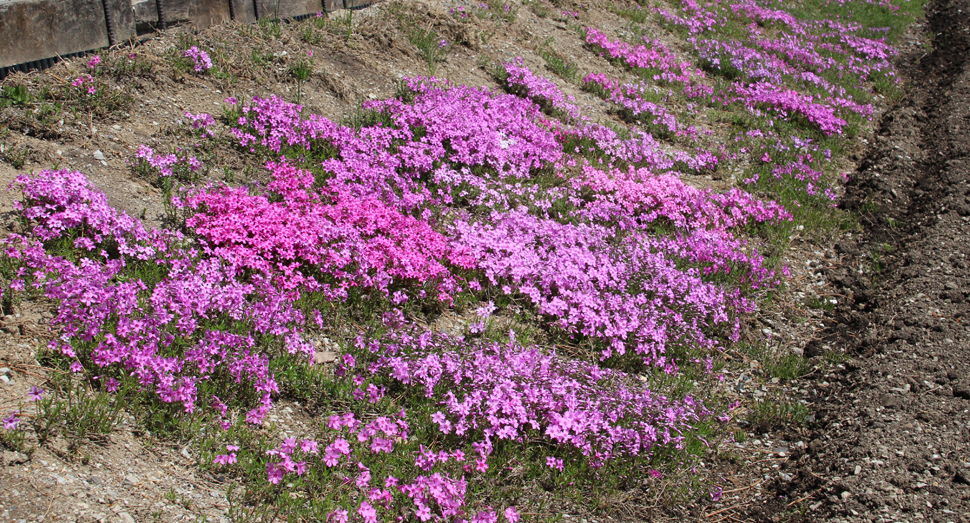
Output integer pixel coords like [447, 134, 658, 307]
[244, 408, 521, 523]
[4, 170, 315, 424]
[450, 209, 746, 364]
[502, 58, 584, 121]
[181, 46, 213, 72]
[183, 111, 217, 137]
[71, 74, 97, 95]
[364, 77, 564, 180]
[732, 81, 848, 135]
[132, 144, 206, 192]
[358, 321, 714, 467]
[582, 73, 686, 136]
[573, 164, 791, 231]
[584, 27, 713, 98]
[184, 161, 476, 301]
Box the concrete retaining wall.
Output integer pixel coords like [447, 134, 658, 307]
[0, 0, 377, 75]
[131, 0, 234, 29]
[1, 0, 111, 68]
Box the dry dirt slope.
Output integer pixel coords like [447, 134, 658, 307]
[0, 3, 722, 522]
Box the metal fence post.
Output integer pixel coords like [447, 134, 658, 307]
[155, 0, 167, 30]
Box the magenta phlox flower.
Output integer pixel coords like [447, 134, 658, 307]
[504, 507, 520, 523]
[28, 386, 44, 401]
[546, 456, 564, 471]
[364, 325, 711, 466]
[323, 447, 341, 467]
[2, 411, 19, 430]
[370, 437, 394, 453]
[300, 439, 319, 454]
[213, 452, 237, 465]
[472, 509, 498, 523]
[267, 462, 285, 484]
[358, 501, 377, 523]
[181, 46, 213, 72]
[185, 161, 472, 302]
[324, 437, 352, 463]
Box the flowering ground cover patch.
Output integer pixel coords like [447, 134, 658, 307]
[0, 0, 926, 520]
[216, 76, 791, 366]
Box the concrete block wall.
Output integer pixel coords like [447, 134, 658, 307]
[1, 0, 112, 68]
[131, 0, 233, 30]
[255, 0, 321, 20]
[0, 0, 377, 77]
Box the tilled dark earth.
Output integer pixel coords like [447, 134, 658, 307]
[769, 0, 970, 521]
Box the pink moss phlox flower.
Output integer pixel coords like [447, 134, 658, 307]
[472, 508, 498, 523]
[504, 507, 520, 523]
[4, 170, 303, 418]
[366, 325, 712, 466]
[213, 452, 237, 465]
[300, 439, 319, 454]
[2, 411, 19, 430]
[181, 46, 213, 72]
[28, 386, 44, 401]
[584, 27, 712, 97]
[546, 456, 564, 471]
[185, 161, 473, 301]
[358, 501, 377, 523]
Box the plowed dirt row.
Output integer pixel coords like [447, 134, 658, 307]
[774, 0, 970, 521]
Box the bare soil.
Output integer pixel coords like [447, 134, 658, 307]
[746, 0, 970, 521]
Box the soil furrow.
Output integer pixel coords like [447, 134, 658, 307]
[785, 0, 970, 521]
